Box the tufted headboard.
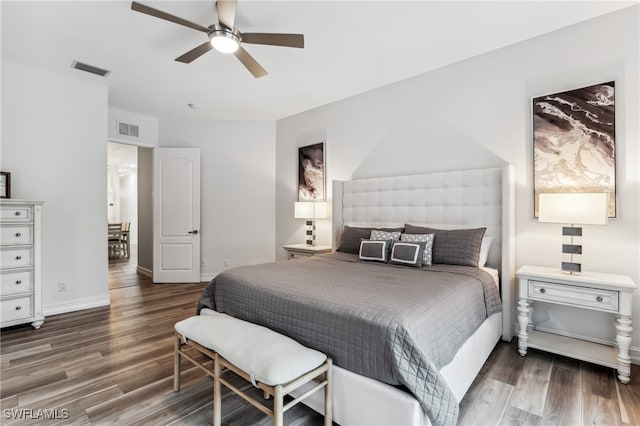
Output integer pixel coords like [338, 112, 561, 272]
[332, 165, 515, 341]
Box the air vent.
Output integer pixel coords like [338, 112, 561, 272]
[118, 122, 140, 138]
[71, 60, 111, 77]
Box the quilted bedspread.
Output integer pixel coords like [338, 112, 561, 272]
[197, 252, 501, 426]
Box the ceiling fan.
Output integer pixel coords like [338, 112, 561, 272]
[131, 0, 304, 78]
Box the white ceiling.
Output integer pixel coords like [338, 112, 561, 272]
[1, 1, 634, 121]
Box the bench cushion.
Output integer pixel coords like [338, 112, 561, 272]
[175, 313, 327, 386]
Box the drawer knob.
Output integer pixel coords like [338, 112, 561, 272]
[15, 255, 22, 260]
[596, 296, 603, 302]
[540, 288, 546, 294]
[15, 232, 22, 237]
[15, 211, 21, 216]
[15, 306, 22, 311]
[15, 280, 22, 285]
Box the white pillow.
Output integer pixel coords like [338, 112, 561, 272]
[478, 236, 494, 267]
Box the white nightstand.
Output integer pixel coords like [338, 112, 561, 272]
[283, 244, 332, 260]
[516, 265, 637, 383]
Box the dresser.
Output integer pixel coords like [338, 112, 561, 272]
[1, 200, 44, 329]
[516, 265, 636, 383]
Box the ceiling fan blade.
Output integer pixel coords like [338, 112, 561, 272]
[131, 1, 210, 33]
[241, 33, 304, 48]
[175, 41, 214, 63]
[234, 47, 267, 78]
[216, 0, 237, 29]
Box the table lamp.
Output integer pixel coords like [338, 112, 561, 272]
[294, 201, 327, 246]
[538, 192, 608, 274]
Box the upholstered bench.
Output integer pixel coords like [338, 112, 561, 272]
[174, 313, 332, 426]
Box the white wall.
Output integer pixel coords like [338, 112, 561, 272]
[276, 7, 640, 358]
[159, 119, 276, 279]
[1, 60, 110, 314]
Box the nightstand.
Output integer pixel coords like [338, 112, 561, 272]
[283, 244, 332, 260]
[516, 265, 636, 383]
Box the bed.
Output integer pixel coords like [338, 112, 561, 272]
[198, 165, 515, 426]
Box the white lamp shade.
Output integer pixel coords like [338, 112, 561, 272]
[294, 201, 328, 219]
[538, 193, 608, 225]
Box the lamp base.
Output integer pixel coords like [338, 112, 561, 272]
[561, 262, 581, 275]
[561, 225, 582, 274]
[305, 220, 316, 247]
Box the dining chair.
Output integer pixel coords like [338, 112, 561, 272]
[120, 222, 131, 258]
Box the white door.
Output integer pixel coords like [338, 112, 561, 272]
[153, 148, 201, 283]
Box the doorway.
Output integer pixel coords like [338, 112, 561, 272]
[107, 142, 138, 289]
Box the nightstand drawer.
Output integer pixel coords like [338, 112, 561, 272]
[1, 296, 33, 322]
[1, 269, 34, 296]
[1, 224, 34, 245]
[528, 280, 619, 312]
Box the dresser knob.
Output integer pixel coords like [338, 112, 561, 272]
[15, 255, 22, 260]
[15, 232, 22, 237]
[15, 280, 22, 285]
[15, 211, 21, 216]
[596, 296, 603, 302]
[540, 288, 546, 294]
[15, 306, 22, 311]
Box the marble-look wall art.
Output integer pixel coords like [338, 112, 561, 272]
[298, 142, 325, 201]
[533, 81, 616, 217]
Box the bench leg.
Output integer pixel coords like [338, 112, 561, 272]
[274, 385, 284, 426]
[324, 358, 332, 426]
[213, 354, 222, 426]
[173, 334, 181, 392]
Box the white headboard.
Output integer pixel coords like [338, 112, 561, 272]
[332, 165, 515, 341]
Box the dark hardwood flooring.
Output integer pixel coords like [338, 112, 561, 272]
[1, 256, 638, 425]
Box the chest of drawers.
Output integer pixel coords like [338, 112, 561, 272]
[1, 200, 44, 329]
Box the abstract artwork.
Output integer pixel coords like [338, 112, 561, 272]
[298, 142, 325, 201]
[533, 81, 616, 217]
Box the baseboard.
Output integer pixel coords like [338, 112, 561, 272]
[43, 295, 111, 316]
[137, 266, 213, 283]
[136, 266, 152, 278]
[517, 323, 640, 365]
[200, 273, 215, 282]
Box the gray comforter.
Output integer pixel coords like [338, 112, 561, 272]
[197, 252, 501, 426]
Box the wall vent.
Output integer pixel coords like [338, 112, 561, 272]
[118, 122, 140, 138]
[71, 60, 111, 77]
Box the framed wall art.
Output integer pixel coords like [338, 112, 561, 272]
[298, 142, 325, 201]
[0, 172, 11, 199]
[532, 81, 616, 217]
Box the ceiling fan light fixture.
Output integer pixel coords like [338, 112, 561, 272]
[210, 27, 240, 54]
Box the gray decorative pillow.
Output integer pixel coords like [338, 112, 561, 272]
[370, 230, 402, 241]
[390, 241, 427, 267]
[337, 226, 404, 254]
[404, 224, 486, 267]
[400, 233, 434, 266]
[359, 239, 392, 262]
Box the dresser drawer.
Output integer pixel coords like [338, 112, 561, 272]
[0, 247, 33, 269]
[1, 224, 33, 245]
[1, 269, 33, 296]
[1, 295, 33, 322]
[0, 206, 32, 222]
[528, 280, 619, 312]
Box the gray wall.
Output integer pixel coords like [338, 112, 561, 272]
[137, 147, 153, 272]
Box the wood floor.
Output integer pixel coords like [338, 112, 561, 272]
[1, 257, 639, 425]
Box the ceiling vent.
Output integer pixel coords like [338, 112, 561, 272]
[118, 122, 140, 138]
[71, 60, 111, 77]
